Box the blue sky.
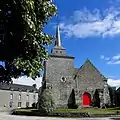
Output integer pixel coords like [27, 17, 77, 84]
[2, 0, 120, 88]
[44, 0, 120, 87]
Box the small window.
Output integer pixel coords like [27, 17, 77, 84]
[10, 93, 13, 100]
[26, 95, 29, 101]
[26, 102, 29, 108]
[18, 94, 21, 100]
[56, 51, 58, 53]
[60, 51, 62, 53]
[18, 102, 22, 107]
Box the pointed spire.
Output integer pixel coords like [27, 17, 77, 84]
[55, 25, 62, 47]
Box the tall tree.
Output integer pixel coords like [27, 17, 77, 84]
[0, 0, 57, 79]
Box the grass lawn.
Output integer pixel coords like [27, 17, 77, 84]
[14, 107, 120, 115]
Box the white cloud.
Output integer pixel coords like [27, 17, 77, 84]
[101, 54, 120, 65]
[108, 78, 120, 88]
[112, 54, 120, 60]
[100, 55, 105, 60]
[107, 61, 113, 64]
[105, 57, 110, 61]
[60, 5, 120, 38]
[12, 76, 42, 89]
[100, 55, 110, 61]
[108, 60, 120, 64]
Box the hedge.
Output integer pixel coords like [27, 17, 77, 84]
[12, 109, 90, 117]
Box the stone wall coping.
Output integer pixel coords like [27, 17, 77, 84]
[49, 54, 74, 59]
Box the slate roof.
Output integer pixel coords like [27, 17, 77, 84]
[0, 83, 38, 93]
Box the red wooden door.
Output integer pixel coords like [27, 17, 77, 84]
[82, 93, 91, 106]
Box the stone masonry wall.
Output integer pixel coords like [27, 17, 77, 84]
[74, 60, 105, 106]
[44, 55, 75, 107]
[75, 60, 105, 90]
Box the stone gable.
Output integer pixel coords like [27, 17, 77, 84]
[74, 59, 106, 90]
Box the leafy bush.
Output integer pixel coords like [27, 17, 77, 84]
[38, 88, 56, 114]
[12, 109, 90, 117]
[32, 103, 37, 109]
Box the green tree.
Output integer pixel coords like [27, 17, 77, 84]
[68, 89, 78, 109]
[38, 88, 56, 114]
[0, 0, 57, 79]
[92, 89, 100, 108]
[108, 86, 117, 106]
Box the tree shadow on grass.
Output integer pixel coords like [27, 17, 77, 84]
[31, 109, 39, 112]
[108, 107, 120, 110]
[111, 118, 120, 120]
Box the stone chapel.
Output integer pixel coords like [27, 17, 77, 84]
[42, 25, 111, 108]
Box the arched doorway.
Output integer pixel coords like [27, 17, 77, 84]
[82, 92, 91, 106]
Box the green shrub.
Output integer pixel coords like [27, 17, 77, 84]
[68, 89, 78, 109]
[32, 103, 37, 109]
[92, 89, 100, 108]
[38, 88, 56, 114]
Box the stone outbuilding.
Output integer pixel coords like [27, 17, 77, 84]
[0, 82, 38, 109]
